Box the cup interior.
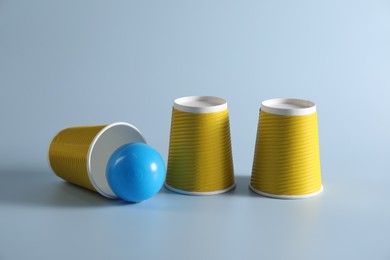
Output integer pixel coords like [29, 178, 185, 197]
[87, 122, 146, 198]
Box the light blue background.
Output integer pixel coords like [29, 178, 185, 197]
[1, 0, 390, 259]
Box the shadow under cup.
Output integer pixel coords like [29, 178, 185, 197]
[165, 96, 235, 195]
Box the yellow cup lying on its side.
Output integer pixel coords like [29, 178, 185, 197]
[48, 122, 145, 198]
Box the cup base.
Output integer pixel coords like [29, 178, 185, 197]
[164, 182, 236, 196]
[249, 184, 323, 199]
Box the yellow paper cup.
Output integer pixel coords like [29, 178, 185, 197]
[48, 122, 146, 198]
[165, 96, 235, 195]
[250, 98, 323, 199]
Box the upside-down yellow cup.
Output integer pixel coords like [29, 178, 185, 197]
[250, 98, 323, 199]
[165, 96, 235, 195]
[48, 122, 145, 198]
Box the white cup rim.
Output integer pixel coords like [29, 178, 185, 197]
[261, 98, 316, 116]
[174, 96, 227, 113]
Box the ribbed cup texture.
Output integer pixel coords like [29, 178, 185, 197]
[166, 108, 235, 193]
[49, 125, 106, 191]
[251, 110, 322, 196]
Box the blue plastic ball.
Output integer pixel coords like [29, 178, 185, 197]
[106, 142, 166, 203]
